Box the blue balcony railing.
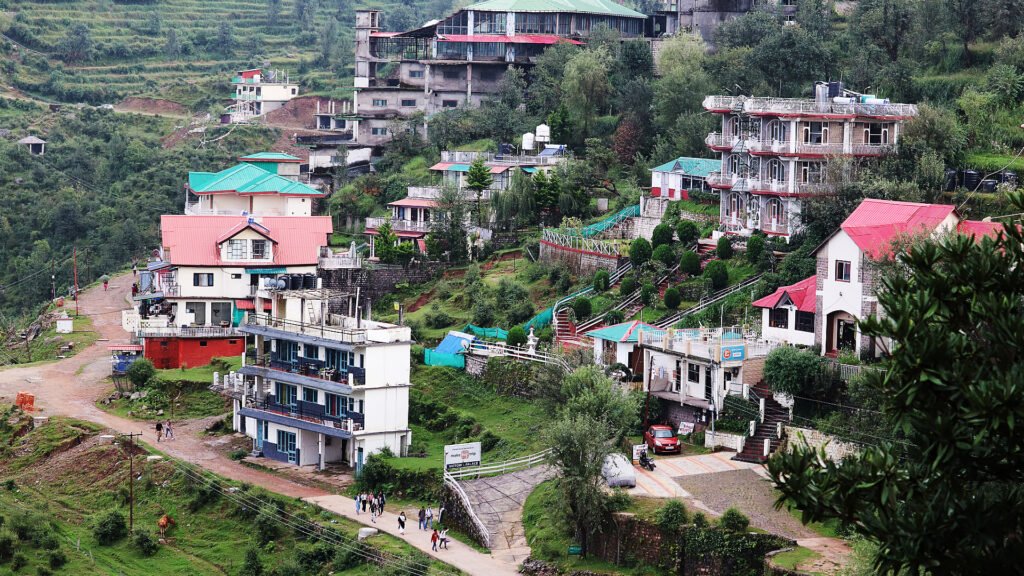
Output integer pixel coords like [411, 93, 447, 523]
[259, 395, 365, 429]
[260, 355, 366, 385]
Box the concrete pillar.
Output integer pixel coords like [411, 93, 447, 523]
[842, 121, 851, 154]
[318, 433, 325, 471]
[759, 397, 765, 423]
[742, 383, 749, 400]
[776, 421, 783, 439]
[763, 438, 770, 457]
[748, 420, 756, 437]
[213, 371, 220, 387]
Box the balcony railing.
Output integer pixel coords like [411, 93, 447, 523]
[850, 143, 892, 156]
[137, 326, 241, 338]
[318, 253, 363, 269]
[748, 178, 790, 194]
[703, 96, 740, 111]
[439, 150, 569, 166]
[706, 171, 739, 189]
[761, 221, 790, 235]
[185, 202, 286, 217]
[247, 397, 364, 431]
[705, 132, 738, 149]
[747, 140, 791, 155]
[245, 313, 368, 344]
[365, 216, 431, 233]
[254, 355, 366, 386]
[794, 142, 844, 156]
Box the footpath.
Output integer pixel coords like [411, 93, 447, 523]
[0, 275, 520, 575]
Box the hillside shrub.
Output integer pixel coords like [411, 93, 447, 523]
[255, 504, 282, 545]
[640, 282, 656, 306]
[240, 547, 264, 576]
[676, 221, 700, 245]
[719, 508, 750, 532]
[424, 303, 453, 329]
[10, 553, 26, 571]
[656, 500, 690, 533]
[506, 326, 527, 347]
[746, 235, 765, 264]
[652, 223, 674, 248]
[664, 287, 681, 310]
[620, 275, 637, 297]
[693, 512, 709, 528]
[572, 297, 592, 320]
[653, 244, 676, 268]
[0, 530, 15, 560]
[93, 510, 127, 545]
[480, 430, 502, 452]
[356, 453, 441, 500]
[592, 269, 610, 292]
[47, 550, 67, 570]
[764, 347, 824, 396]
[605, 310, 625, 324]
[133, 530, 158, 556]
[127, 358, 155, 388]
[630, 238, 652, 266]
[680, 250, 701, 275]
[703, 261, 728, 291]
[716, 236, 733, 260]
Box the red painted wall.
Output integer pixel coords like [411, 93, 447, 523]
[144, 337, 244, 369]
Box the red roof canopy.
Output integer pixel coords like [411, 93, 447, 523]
[240, 69, 261, 78]
[161, 215, 332, 267]
[436, 34, 583, 45]
[957, 219, 1004, 240]
[752, 276, 816, 313]
[841, 199, 956, 259]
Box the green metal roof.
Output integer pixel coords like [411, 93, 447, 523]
[188, 163, 323, 196]
[465, 0, 645, 18]
[585, 320, 663, 343]
[239, 152, 301, 161]
[651, 157, 720, 178]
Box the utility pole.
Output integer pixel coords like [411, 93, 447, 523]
[73, 246, 79, 316]
[50, 261, 55, 302]
[118, 432, 143, 532]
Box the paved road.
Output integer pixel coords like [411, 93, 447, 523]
[0, 274, 522, 575]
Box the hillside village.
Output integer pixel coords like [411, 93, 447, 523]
[0, 1, 1023, 575]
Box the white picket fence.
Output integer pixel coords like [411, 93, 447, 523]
[446, 448, 553, 481]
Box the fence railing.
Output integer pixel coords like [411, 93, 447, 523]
[468, 341, 569, 371]
[653, 273, 763, 329]
[822, 358, 884, 381]
[245, 313, 368, 344]
[446, 448, 552, 480]
[365, 216, 432, 233]
[443, 471, 491, 549]
[541, 229, 621, 256]
[137, 326, 241, 338]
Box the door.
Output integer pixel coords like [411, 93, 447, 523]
[704, 366, 712, 400]
[256, 420, 266, 450]
[275, 383, 298, 407]
[837, 319, 856, 350]
[356, 447, 364, 476]
[278, 430, 297, 463]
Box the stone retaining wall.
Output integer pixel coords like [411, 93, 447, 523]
[783, 425, 860, 461]
[440, 482, 491, 549]
[319, 261, 444, 305]
[538, 241, 624, 276]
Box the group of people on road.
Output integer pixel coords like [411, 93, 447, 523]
[154, 420, 174, 442]
[355, 491, 388, 523]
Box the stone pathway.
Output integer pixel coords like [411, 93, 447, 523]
[628, 451, 763, 499]
[458, 465, 556, 564]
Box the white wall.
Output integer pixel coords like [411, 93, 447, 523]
[209, 194, 250, 215]
[298, 429, 319, 466]
[218, 229, 277, 263]
[285, 197, 313, 216]
[362, 343, 411, 386]
[760, 308, 816, 347]
[819, 230, 864, 323]
[361, 385, 410, 433]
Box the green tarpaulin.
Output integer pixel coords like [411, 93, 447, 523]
[462, 324, 509, 340]
[424, 349, 466, 368]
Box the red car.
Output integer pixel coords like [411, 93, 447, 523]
[644, 425, 680, 454]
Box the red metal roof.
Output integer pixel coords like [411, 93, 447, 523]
[436, 34, 583, 45]
[388, 198, 439, 208]
[161, 215, 332, 267]
[957, 219, 1004, 240]
[215, 221, 277, 245]
[841, 199, 956, 259]
[240, 69, 261, 78]
[752, 275, 816, 313]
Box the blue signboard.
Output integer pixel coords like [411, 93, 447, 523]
[721, 345, 745, 362]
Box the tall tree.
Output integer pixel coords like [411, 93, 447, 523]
[164, 29, 180, 59]
[851, 0, 917, 62]
[267, 0, 281, 25]
[465, 157, 493, 227]
[429, 184, 470, 263]
[561, 48, 611, 138]
[60, 23, 94, 63]
[769, 193, 1024, 574]
[216, 21, 235, 56]
[319, 18, 338, 65]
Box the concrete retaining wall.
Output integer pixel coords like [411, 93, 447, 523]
[783, 425, 860, 461]
[705, 430, 745, 452]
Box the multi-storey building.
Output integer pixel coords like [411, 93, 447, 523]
[230, 69, 300, 122]
[184, 152, 323, 216]
[353, 0, 647, 145]
[703, 83, 917, 241]
[227, 288, 412, 471]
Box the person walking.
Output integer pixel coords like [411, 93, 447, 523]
[131, 283, 138, 298]
[103, 279, 109, 291]
[398, 511, 406, 535]
[426, 506, 434, 530]
[155, 421, 163, 443]
[439, 528, 449, 550]
[430, 529, 439, 552]
[132, 262, 138, 277]
[355, 493, 361, 515]
[164, 420, 174, 440]
[361, 492, 368, 513]
[417, 507, 426, 531]
[369, 498, 377, 523]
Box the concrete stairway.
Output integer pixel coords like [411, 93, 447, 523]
[733, 381, 789, 464]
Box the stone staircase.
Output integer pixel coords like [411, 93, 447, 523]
[733, 381, 790, 464]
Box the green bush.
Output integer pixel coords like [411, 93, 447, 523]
[479, 430, 501, 452]
[132, 529, 158, 557]
[664, 287, 681, 310]
[605, 309, 625, 324]
[640, 282, 656, 306]
[0, 529, 15, 560]
[716, 236, 733, 260]
[37, 566, 52, 576]
[620, 275, 637, 297]
[592, 269, 610, 292]
[255, 505, 281, 546]
[719, 508, 750, 532]
[764, 346, 823, 396]
[703, 260, 728, 291]
[651, 223, 674, 248]
[92, 510, 127, 545]
[11, 552, 26, 570]
[630, 238, 652, 266]
[653, 244, 676, 268]
[239, 546, 264, 576]
[506, 325, 527, 347]
[47, 550, 67, 570]
[229, 448, 248, 461]
[424, 303, 454, 329]
[676, 220, 700, 245]
[656, 500, 690, 533]
[680, 250, 701, 275]
[572, 297, 592, 320]
[746, 234, 765, 264]
[126, 358, 155, 388]
[295, 542, 335, 572]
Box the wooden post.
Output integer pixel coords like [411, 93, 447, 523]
[73, 246, 79, 316]
[119, 432, 143, 532]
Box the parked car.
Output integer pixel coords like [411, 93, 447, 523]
[601, 453, 636, 488]
[644, 425, 680, 454]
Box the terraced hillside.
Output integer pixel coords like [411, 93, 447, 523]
[0, 0, 420, 108]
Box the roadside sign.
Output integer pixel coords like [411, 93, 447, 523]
[721, 344, 745, 362]
[632, 444, 647, 462]
[568, 545, 582, 555]
[444, 442, 482, 470]
[679, 422, 695, 435]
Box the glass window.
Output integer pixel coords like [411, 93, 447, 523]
[401, 99, 416, 107]
[372, 99, 388, 107]
[474, 42, 504, 59]
[473, 11, 507, 34]
[192, 273, 214, 287]
[325, 348, 349, 370]
[442, 100, 458, 108]
[437, 42, 468, 59]
[801, 161, 824, 183]
[325, 393, 343, 416]
[275, 383, 297, 406]
[210, 302, 231, 325]
[835, 260, 851, 282]
[371, 127, 388, 135]
[769, 308, 789, 329]
[687, 363, 700, 383]
[227, 239, 247, 259]
[409, 70, 424, 78]
[302, 388, 318, 403]
[437, 11, 468, 35]
[251, 240, 267, 259]
[803, 122, 827, 144]
[652, 428, 674, 438]
[796, 311, 815, 333]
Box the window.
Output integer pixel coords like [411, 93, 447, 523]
[437, 11, 468, 35]
[474, 43, 504, 60]
[275, 383, 297, 406]
[409, 70, 424, 79]
[437, 42, 468, 59]
[800, 161, 824, 184]
[372, 99, 388, 107]
[767, 158, 787, 181]
[160, 341, 168, 349]
[766, 198, 785, 225]
[325, 348, 350, 370]
[835, 260, 851, 282]
[210, 302, 231, 325]
[442, 100, 458, 108]
[229, 339, 238, 344]
[767, 120, 787, 142]
[231, 273, 242, 279]
[325, 393, 343, 417]
[278, 340, 298, 362]
[803, 122, 827, 144]
[796, 311, 815, 333]
[193, 273, 214, 287]
[199, 341, 208, 347]
[251, 240, 267, 259]
[442, 68, 461, 80]
[769, 308, 789, 329]
[474, 11, 507, 34]
[227, 239, 247, 259]
[291, 88, 297, 95]
[371, 127, 388, 136]
[864, 123, 889, 145]
[401, 99, 416, 107]
[302, 388, 318, 403]
[687, 363, 700, 383]
[514, 12, 555, 34]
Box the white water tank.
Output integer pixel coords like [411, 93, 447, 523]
[522, 132, 536, 151]
[535, 123, 550, 143]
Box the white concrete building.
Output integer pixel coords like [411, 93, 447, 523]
[231, 69, 299, 122]
[185, 153, 323, 217]
[585, 320, 661, 375]
[231, 289, 412, 472]
[752, 275, 816, 347]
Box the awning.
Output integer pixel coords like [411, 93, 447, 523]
[108, 344, 144, 352]
[521, 167, 538, 173]
[235, 299, 255, 310]
[245, 267, 287, 274]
